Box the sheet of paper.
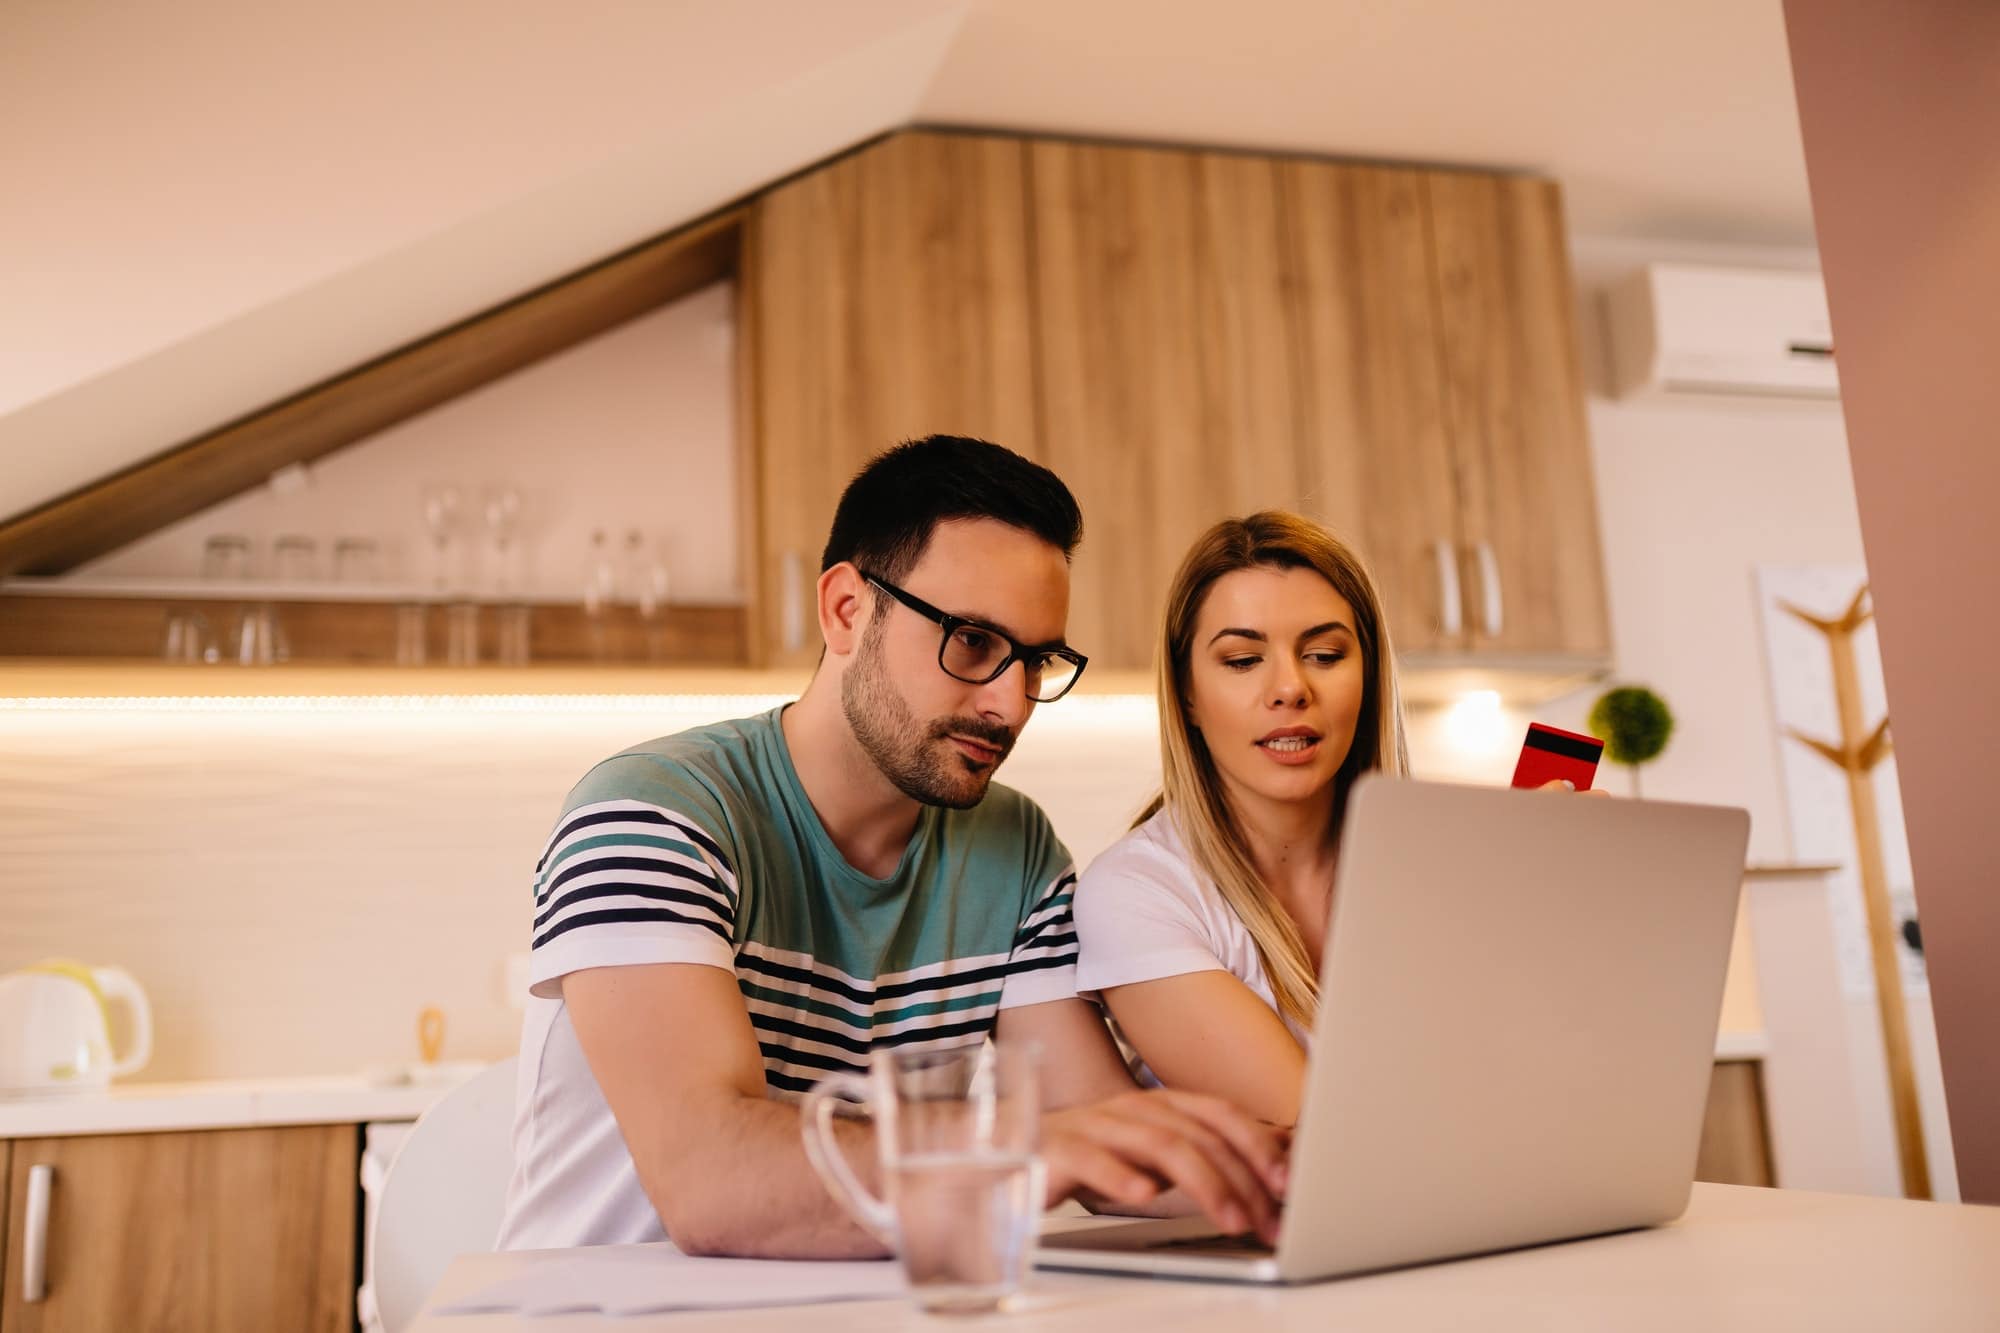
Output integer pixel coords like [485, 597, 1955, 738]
[435, 1242, 906, 1318]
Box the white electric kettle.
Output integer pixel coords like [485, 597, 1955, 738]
[0, 961, 154, 1097]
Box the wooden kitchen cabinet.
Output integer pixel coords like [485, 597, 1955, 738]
[1695, 1059, 1776, 1187]
[1426, 171, 1612, 663]
[1, 1125, 356, 1333]
[1031, 140, 1310, 669]
[0, 1140, 9, 1300]
[1027, 141, 1609, 670]
[740, 129, 1610, 673]
[1282, 160, 1463, 659]
[746, 130, 1043, 667]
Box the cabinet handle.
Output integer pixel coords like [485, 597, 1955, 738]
[1434, 541, 1464, 638]
[781, 552, 805, 654]
[1476, 541, 1504, 637]
[24, 1163, 52, 1302]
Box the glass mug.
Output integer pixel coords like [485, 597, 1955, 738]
[801, 1043, 1044, 1314]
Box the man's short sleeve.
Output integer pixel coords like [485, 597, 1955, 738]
[997, 797, 1081, 1010]
[526, 753, 740, 999]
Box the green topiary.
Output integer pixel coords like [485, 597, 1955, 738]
[1587, 685, 1675, 797]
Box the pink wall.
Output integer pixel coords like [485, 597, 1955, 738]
[1785, 0, 2000, 1203]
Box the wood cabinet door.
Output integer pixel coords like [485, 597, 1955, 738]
[746, 130, 1040, 667]
[1, 1126, 356, 1333]
[1696, 1060, 1777, 1187]
[1424, 172, 1611, 662]
[1031, 141, 1307, 670]
[1281, 161, 1464, 658]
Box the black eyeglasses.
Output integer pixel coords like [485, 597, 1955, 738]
[860, 573, 1089, 702]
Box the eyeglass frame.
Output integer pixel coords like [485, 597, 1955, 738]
[858, 571, 1089, 702]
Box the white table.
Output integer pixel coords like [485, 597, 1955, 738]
[411, 1184, 2000, 1331]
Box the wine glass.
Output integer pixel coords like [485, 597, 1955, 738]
[583, 529, 616, 660]
[482, 486, 523, 598]
[627, 531, 672, 661]
[421, 484, 462, 596]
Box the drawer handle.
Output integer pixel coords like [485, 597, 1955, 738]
[1476, 541, 1505, 637]
[24, 1163, 52, 1302]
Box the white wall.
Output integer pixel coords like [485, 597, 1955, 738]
[84, 284, 742, 605]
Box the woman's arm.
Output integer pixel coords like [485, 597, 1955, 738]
[1100, 971, 1309, 1126]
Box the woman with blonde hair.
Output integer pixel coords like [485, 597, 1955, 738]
[1073, 510, 1410, 1126]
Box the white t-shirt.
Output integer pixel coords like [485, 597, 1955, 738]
[496, 711, 1079, 1252]
[1073, 811, 1308, 1087]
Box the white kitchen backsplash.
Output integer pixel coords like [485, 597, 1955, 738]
[0, 695, 1166, 1081]
[0, 689, 1609, 1082]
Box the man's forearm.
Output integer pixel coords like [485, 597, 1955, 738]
[639, 1093, 889, 1259]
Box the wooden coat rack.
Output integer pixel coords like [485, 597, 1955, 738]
[1781, 584, 1930, 1199]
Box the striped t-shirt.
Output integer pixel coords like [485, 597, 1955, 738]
[497, 706, 1079, 1250]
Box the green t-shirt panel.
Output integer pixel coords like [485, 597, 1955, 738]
[527, 707, 1078, 1095]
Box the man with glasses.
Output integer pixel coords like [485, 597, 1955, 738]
[499, 436, 1287, 1258]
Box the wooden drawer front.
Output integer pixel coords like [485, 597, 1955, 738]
[1695, 1060, 1776, 1187]
[2, 1125, 357, 1333]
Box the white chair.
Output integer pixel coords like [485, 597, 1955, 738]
[368, 1058, 518, 1333]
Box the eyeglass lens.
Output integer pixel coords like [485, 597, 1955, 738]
[940, 625, 1080, 700]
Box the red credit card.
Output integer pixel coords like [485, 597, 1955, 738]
[1510, 722, 1605, 791]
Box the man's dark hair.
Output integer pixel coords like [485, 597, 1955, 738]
[820, 435, 1083, 582]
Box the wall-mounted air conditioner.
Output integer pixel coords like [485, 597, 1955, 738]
[1606, 263, 1840, 400]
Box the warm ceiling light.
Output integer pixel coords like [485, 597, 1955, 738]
[1441, 689, 1509, 753]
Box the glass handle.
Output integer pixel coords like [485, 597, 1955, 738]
[93, 966, 153, 1077]
[799, 1072, 895, 1245]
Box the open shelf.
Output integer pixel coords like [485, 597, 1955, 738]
[0, 590, 750, 666]
[0, 660, 1158, 701]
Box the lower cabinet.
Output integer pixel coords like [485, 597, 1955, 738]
[1695, 1060, 1776, 1187]
[1, 1124, 357, 1333]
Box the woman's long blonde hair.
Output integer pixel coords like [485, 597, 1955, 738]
[1138, 511, 1409, 1032]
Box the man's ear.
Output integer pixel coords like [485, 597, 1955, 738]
[818, 562, 869, 657]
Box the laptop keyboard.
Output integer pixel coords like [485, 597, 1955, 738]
[1144, 1232, 1277, 1257]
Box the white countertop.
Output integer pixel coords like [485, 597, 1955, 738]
[0, 1036, 1766, 1140]
[412, 1184, 2000, 1332]
[0, 1066, 488, 1138]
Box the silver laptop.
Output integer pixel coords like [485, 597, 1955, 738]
[1037, 775, 1750, 1283]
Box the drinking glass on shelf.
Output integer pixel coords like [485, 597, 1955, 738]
[333, 537, 383, 586]
[583, 529, 616, 661]
[445, 602, 480, 666]
[233, 604, 280, 666]
[160, 611, 214, 664]
[482, 486, 523, 598]
[274, 534, 318, 584]
[495, 603, 532, 666]
[421, 484, 463, 596]
[394, 603, 428, 666]
[627, 532, 672, 661]
[201, 534, 253, 582]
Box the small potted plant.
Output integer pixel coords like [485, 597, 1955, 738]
[1587, 685, 1675, 798]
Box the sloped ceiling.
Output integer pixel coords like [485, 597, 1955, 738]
[0, 0, 1812, 525]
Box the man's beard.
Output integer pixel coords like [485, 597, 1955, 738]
[842, 622, 1015, 810]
